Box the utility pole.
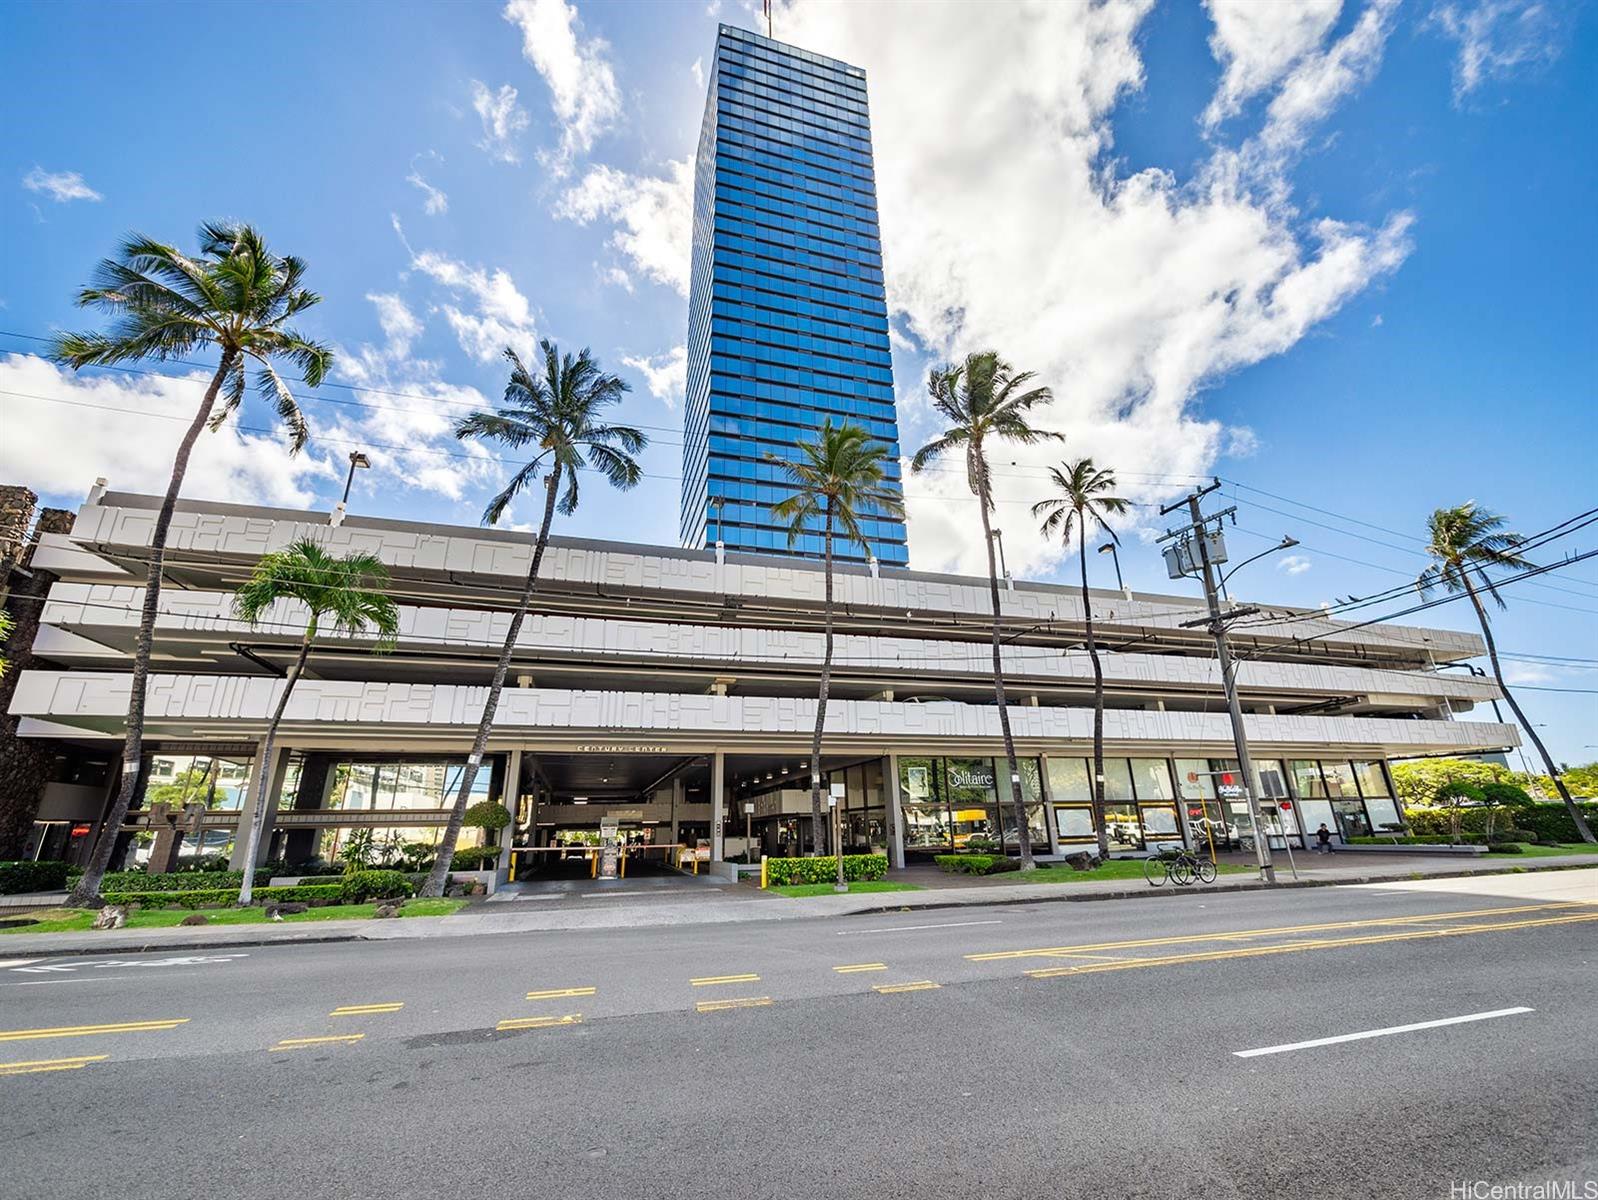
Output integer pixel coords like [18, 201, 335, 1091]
[1160, 480, 1276, 884]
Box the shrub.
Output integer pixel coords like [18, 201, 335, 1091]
[764, 855, 887, 886]
[462, 800, 512, 832]
[103, 884, 343, 909]
[1486, 841, 1524, 854]
[339, 869, 414, 903]
[173, 854, 232, 873]
[1511, 802, 1598, 845]
[98, 869, 269, 893]
[933, 854, 1020, 876]
[1481, 782, 1535, 809]
[0, 860, 71, 894]
[450, 846, 500, 871]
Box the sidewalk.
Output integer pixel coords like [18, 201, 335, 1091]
[3, 852, 1593, 958]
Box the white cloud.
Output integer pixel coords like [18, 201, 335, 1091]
[327, 298, 502, 505]
[622, 345, 687, 408]
[1501, 661, 1555, 686]
[1202, 0, 1343, 128]
[1256, 0, 1398, 156]
[399, 223, 540, 363]
[1371, 313, 1384, 327]
[1277, 554, 1313, 576]
[502, 0, 622, 168]
[406, 152, 449, 215]
[22, 167, 102, 203]
[555, 158, 693, 295]
[769, 0, 1411, 577]
[599, 264, 634, 293]
[0, 353, 334, 506]
[1430, 0, 1568, 100]
[365, 293, 423, 357]
[690, 57, 705, 91]
[470, 80, 532, 163]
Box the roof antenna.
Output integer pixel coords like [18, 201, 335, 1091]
[763, 0, 773, 37]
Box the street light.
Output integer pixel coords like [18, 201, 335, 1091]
[990, 529, 1011, 588]
[1219, 535, 1298, 593]
[1097, 541, 1126, 595]
[330, 450, 370, 528]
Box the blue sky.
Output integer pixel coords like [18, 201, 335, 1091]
[1, 0, 1593, 761]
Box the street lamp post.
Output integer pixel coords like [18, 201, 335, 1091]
[330, 450, 370, 528]
[1097, 541, 1128, 595]
[991, 529, 1012, 590]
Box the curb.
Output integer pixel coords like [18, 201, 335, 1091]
[2, 860, 1589, 958]
[828, 859, 1598, 918]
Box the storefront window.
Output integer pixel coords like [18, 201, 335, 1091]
[1352, 761, 1390, 797]
[943, 757, 998, 806]
[1103, 803, 1142, 850]
[1102, 758, 1135, 802]
[1055, 805, 1095, 841]
[1139, 804, 1182, 846]
[1364, 796, 1403, 835]
[1047, 758, 1092, 803]
[901, 802, 947, 850]
[1290, 760, 1326, 798]
[1321, 761, 1358, 798]
[1256, 760, 1290, 799]
[950, 804, 1001, 850]
[1331, 798, 1371, 839]
[1130, 759, 1175, 801]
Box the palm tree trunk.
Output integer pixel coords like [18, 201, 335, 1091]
[67, 348, 237, 907]
[977, 485, 1033, 869]
[422, 467, 562, 897]
[1461, 573, 1595, 843]
[1080, 525, 1109, 863]
[236, 624, 315, 905]
[808, 504, 838, 873]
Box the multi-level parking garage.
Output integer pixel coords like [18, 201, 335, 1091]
[7, 486, 1516, 871]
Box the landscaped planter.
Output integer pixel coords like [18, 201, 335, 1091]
[1337, 843, 1487, 856]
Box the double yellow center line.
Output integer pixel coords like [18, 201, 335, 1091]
[0, 1018, 189, 1043]
[0, 1054, 109, 1077]
[330, 1002, 403, 1017]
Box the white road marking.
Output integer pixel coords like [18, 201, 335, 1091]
[0, 960, 36, 969]
[1233, 1006, 1535, 1058]
[837, 919, 1003, 935]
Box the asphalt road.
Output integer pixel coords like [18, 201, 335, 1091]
[2, 872, 1595, 1200]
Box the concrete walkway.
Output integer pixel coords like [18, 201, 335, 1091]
[2, 850, 1593, 958]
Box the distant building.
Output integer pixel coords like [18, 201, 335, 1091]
[680, 24, 909, 566]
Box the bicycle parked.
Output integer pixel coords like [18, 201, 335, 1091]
[1142, 846, 1218, 887]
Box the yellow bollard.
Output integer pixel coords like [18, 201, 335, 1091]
[760, 855, 768, 889]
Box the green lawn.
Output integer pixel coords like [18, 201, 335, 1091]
[1, 898, 465, 935]
[1010, 859, 1254, 886]
[772, 881, 925, 898]
[1483, 842, 1598, 859]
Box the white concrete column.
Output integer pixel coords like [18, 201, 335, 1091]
[498, 749, 523, 874]
[229, 740, 292, 869]
[710, 750, 726, 861]
[1039, 753, 1062, 856]
[884, 753, 906, 870]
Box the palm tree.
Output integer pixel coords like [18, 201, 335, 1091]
[768, 421, 905, 872]
[911, 351, 1061, 869]
[1418, 502, 1594, 843]
[1032, 459, 1130, 863]
[230, 540, 400, 903]
[51, 223, 332, 906]
[421, 341, 646, 897]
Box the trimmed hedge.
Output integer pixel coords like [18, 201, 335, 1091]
[0, 860, 71, 894]
[339, 869, 414, 903]
[450, 846, 501, 871]
[764, 855, 887, 886]
[1405, 802, 1598, 844]
[103, 884, 343, 909]
[96, 869, 270, 893]
[933, 854, 1021, 876]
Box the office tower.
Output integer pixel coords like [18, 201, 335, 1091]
[680, 24, 909, 566]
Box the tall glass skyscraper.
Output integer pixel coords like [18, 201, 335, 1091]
[679, 24, 910, 567]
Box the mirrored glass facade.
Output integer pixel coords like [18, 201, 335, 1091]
[680, 24, 910, 566]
